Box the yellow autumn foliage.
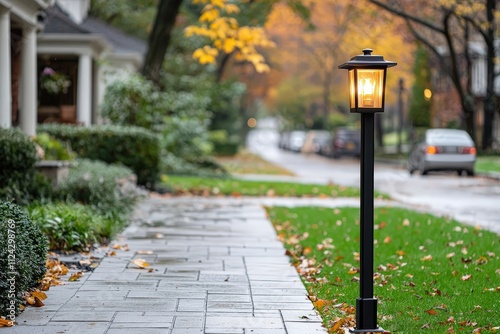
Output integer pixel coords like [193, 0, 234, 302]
[186, 0, 274, 73]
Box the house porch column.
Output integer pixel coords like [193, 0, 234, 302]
[77, 54, 92, 126]
[0, 7, 11, 128]
[20, 24, 36, 136]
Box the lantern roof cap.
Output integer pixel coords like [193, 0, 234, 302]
[338, 48, 397, 69]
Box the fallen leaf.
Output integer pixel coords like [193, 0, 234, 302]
[69, 272, 83, 281]
[31, 291, 47, 301]
[425, 309, 438, 315]
[0, 319, 14, 327]
[383, 236, 391, 244]
[137, 250, 154, 255]
[461, 274, 472, 281]
[130, 259, 150, 269]
[421, 255, 433, 261]
[33, 296, 44, 307]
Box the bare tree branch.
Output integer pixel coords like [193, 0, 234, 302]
[368, 0, 446, 34]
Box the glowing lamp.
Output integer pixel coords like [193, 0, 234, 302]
[339, 49, 396, 113]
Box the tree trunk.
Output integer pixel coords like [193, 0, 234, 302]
[481, 0, 496, 150]
[141, 0, 184, 87]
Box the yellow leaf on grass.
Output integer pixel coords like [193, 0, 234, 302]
[130, 259, 150, 269]
[420, 255, 433, 261]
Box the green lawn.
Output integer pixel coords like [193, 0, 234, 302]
[161, 175, 389, 199]
[266, 206, 500, 333]
[476, 156, 500, 174]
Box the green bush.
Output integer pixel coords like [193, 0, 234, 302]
[0, 201, 48, 317]
[29, 202, 124, 251]
[0, 128, 39, 203]
[0, 128, 52, 204]
[56, 159, 143, 214]
[33, 132, 75, 161]
[38, 124, 161, 187]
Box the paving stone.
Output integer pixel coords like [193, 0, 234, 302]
[170, 329, 204, 334]
[14, 310, 55, 325]
[7, 322, 109, 334]
[280, 309, 323, 322]
[173, 315, 205, 327]
[109, 322, 172, 328]
[107, 328, 169, 334]
[206, 315, 284, 329]
[177, 298, 206, 312]
[285, 320, 327, 333]
[205, 329, 244, 334]
[113, 313, 174, 323]
[50, 311, 115, 322]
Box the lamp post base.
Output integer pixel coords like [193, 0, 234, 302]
[349, 298, 384, 333]
[348, 327, 386, 333]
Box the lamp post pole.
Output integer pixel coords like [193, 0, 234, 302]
[338, 49, 396, 333]
[357, 112, 379, 331]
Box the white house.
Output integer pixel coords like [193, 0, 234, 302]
[0, 0, 53, 136]
[37, 0, 146, 126]
[0, 0, 145, 135]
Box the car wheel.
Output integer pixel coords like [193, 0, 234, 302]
[466, 170, 474, 177]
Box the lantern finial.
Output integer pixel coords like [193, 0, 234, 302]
[362, 48, 373, 56]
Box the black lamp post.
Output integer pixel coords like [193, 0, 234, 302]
[338, 48, 396, 333]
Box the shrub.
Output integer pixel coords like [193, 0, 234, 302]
[33, 132, 75, 161]
[29, 202, 124, 251]
[56, 159, 143, 214]
[0, 201, 48, 317]
[38, 124, 161, 187]
[0, 128, 39, 203]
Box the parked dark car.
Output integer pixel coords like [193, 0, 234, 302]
[327, 128, 361, 159]
[407, 128, 476, 176]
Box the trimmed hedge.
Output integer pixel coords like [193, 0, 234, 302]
[0, 201, 48, 317]
[38, 124, 161, 187]
[0, 128, 37, 188]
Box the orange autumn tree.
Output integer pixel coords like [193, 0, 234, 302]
[265, 0, 414, 130]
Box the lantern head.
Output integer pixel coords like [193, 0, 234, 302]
[338, 49, 397, 113]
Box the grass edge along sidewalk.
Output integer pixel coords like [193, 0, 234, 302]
[266, 205, 500, 334]
[161, 175, 390, 199]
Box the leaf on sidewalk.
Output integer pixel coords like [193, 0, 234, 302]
[0, 318, 14, 327]
[130, 259, 150, 269]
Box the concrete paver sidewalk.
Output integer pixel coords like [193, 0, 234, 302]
[11, 197, 327, 334]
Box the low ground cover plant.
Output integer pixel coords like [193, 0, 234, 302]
[266, 206, 500, 333]
[29, 202, 124, 251]
[162, 175, 388, 198]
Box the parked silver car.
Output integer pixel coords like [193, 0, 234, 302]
[407, 128, 476, 176]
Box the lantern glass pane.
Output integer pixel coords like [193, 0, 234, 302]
[349, 70, 356, 108]
[357, 69, 384, 108]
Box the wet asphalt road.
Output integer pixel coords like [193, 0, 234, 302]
[246, 126, 500, 234]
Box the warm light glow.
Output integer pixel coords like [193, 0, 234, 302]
[424, 89, 432, 100]
[360, 77, 375, 106]
[355, 69, 384, 109]
[247, 118, 257, 128]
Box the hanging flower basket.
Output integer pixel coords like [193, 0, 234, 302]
[40, 67, 71, 95]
